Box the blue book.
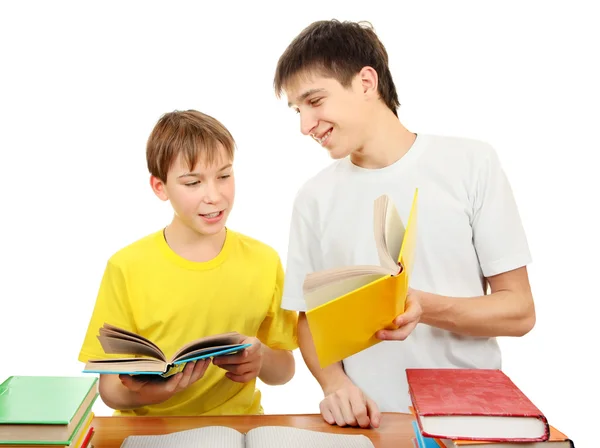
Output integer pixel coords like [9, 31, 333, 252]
[412, 420, 441, 448]
[82, 323, 251, 378]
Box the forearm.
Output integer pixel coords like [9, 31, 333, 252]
[297, 313, 352, 394]
[419, 289, 535, 337]
[259, 347, 295, 385]
[98, 374, 151, 410]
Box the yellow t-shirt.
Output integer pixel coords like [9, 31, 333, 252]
[78, 229, 298, 416]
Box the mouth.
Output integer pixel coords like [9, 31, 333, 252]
[199, 210, 224, 219]
[312, 128, 332, 146]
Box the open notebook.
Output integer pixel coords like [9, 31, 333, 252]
[83, 323, 251, 378]
[120, 426, 374, 448]
[303, 189, 418, 367]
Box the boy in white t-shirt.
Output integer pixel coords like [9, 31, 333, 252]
[273, 19, 536, 429]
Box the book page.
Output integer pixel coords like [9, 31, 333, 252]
[97, 334, 165, 361]
[84, 357, 166, 374]
[246, 426, 375, 448]
[99, 324, 165, 360]
[373, 194, 405, 272]
[102, 323, 164, 353]
[120, 426, 244, 448]
[171, 333, 240, 362]
[305, 273, 386, 309]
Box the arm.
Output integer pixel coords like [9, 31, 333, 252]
[297, 312, 351, 393]
[98, 359, 210, 410]
[99, 374, 147, 410]
[258, 346, 294, 385]
[378, 266, 535, 340]
[419, 266, 535, 337]
[297, 313, 380, 428]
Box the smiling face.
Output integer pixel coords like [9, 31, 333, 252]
[151, 145, 235, 238]
[284, 69, 378, 160]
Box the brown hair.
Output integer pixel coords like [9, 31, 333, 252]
[274, 20, 400, 116]
[146, 110, 235, 182]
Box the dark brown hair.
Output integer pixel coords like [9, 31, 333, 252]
[274, 20, 400, 116]
[146, 110, 235, 182]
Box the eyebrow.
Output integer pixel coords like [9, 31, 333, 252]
[288, 88, 326, 108]
[177, 163, 232, 178]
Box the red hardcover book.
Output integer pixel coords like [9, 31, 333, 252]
[406, 368, 550, 442]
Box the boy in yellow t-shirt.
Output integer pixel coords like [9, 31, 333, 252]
[78, 110, 298, 416]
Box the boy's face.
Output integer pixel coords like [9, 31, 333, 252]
[284, 69, 375, 159]
[151, 145, 235, 238]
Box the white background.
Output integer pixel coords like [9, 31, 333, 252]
[1, 1, 598, 446]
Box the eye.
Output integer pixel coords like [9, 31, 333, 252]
[185, 181, 200, 186]
[219, 174, 231, 179]
[309, 98, 323, 106]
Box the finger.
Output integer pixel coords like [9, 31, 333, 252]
[393, 296, 421, 325]
[119, 375, 146, 392]
[164, 372, 184, 392]
[190, 359, 210, 383]
[329, 398, 348, 427]
[366, 397, 381, 428]
[320, 401, 336, 425]
[213, 352, 245, 366]
[216, 361, 254, 376]
[329, 393, 356, 426]
[177, 361, 196, 390]
[349, 393, 370, 428]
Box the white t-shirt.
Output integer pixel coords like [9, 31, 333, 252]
[281, 134, 532, 412]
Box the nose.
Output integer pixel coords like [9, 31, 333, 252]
[203, 180, 221, 204]
[300, 110, 317, 136]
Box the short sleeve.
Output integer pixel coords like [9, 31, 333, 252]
[281, 197, 322, 312]
[471, 147, 532, 277]
[77, 258, 137, 363]
[257, 258, 298, 350]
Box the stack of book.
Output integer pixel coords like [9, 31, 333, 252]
[0, 376, 98, 447]
[407, 368, 574, 447]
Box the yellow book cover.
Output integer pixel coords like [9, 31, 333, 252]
[303, 189, 418, 368]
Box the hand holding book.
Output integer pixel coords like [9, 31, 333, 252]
[375, 288, 422, 341]
[212, 336, 263, 383]
[119, 359, 211, 405]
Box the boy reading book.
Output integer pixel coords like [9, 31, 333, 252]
[78, 110, 298, 416]
[274, 20, 536, 429]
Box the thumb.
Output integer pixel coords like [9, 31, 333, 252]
[366, 397, 381, 428]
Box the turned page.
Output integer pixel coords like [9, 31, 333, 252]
[374, 194, 404, 273]
[245, 426, 375, 448]
[120, 426, 244, 448]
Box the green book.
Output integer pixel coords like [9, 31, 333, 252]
[0, 376, 98, 444]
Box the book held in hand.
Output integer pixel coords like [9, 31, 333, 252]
[407, 368, 550, 443]
[120, 425, 375, 448]
[303, 189, 418, 368]
[82, 323, 251, 378]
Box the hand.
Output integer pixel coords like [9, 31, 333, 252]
[212, 336, 263, 383]
[376, 287, 422, 341]
[320, 378, 380, 428]
[119, 358, 210, 405]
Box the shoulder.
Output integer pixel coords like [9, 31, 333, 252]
[292, 159, 346, 212]
[227, 230, 281, 266]
[419, 134, 497, 161]
[107, 230, 163, 269]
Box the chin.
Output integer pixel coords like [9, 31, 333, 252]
[327, 147, 352, 160]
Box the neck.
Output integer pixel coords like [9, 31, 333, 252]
[350, 107, 416, 169]
[164, 217, 226, 262]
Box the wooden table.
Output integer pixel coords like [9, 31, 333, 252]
[91, 413, 415, 448]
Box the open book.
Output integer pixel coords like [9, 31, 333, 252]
[303, 189, 418, 368]
[82, 323, 251, 378]
[120, 425, 375, 448]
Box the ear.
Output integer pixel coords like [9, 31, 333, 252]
[150, 175, 169, 201]
[357, 66, 379, 97]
